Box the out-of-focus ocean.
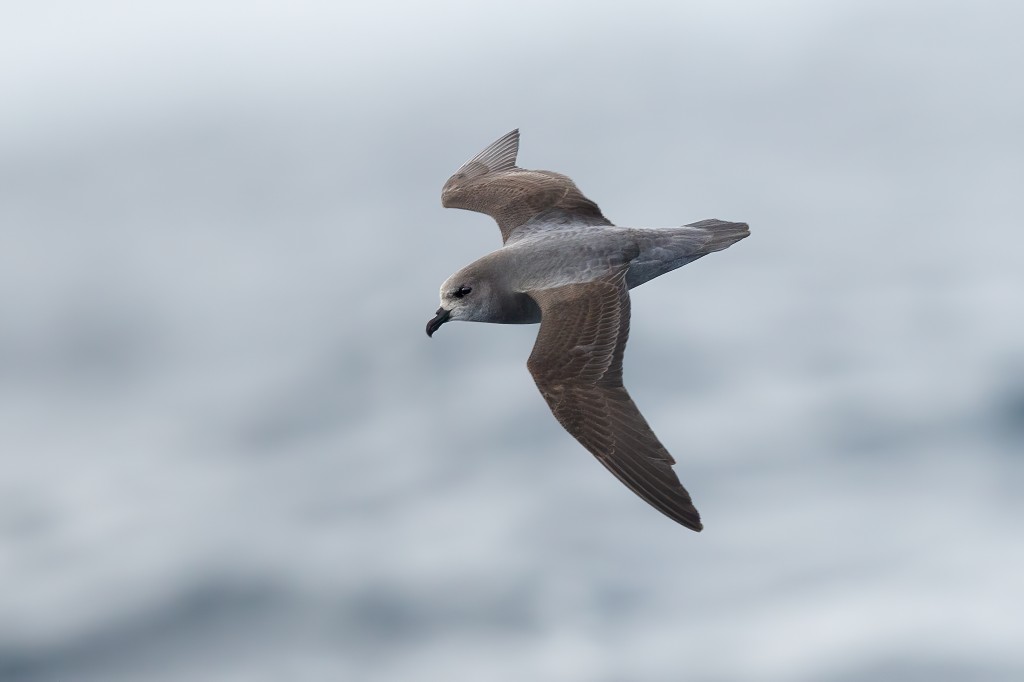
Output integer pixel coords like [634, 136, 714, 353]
[2, 1, 1022, 680]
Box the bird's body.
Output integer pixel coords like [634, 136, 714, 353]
[427, 130, 748, 531]
[459, 221, 750, 315]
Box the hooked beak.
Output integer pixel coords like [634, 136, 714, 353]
[425, 307, 451, 337]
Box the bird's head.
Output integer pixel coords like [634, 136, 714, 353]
[426, 268, 496, 337]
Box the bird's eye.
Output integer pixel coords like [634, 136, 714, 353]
[453, 286, 472, 299]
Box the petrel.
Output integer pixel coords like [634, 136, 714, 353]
[426, 129, 748, 531]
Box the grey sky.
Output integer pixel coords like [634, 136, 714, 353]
[1, 1, 1022, 681]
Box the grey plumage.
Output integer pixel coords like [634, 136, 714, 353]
[428, 129, 749, 531]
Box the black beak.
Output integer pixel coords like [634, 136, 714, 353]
[425, 307, 451, 337]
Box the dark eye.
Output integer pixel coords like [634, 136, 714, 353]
[453, 286, 472, 299]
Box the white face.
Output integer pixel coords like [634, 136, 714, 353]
[438, 272, 493, 323]
[438, 275, 476, 321]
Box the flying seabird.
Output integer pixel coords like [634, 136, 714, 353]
[426, 129, 748, 531]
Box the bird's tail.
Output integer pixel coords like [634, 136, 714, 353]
[684, 218, 751, 254]
[626, 219, 750, 288]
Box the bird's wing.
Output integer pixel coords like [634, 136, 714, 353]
[525, 269, 702, 530]
[442, 129, 612, 244]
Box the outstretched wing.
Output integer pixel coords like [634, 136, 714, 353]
[525, 270, 703, 531]
[441, 129, 612, 243]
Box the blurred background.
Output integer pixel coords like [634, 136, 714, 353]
[2, 1, 1022, 680]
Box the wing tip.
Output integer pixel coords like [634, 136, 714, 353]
[669, 508, 703, 532]
[460, 128, 521, 175]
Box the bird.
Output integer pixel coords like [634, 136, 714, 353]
[426, 129, 748, 531]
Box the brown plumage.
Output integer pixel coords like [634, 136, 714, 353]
[441, 129, 611, 242]
[527, 269, 702, 530]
